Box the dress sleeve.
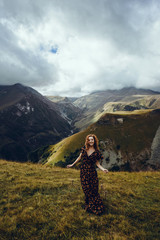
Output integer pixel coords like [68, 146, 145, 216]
[97, 150, 103, 161]
[92, 150, 104, 164]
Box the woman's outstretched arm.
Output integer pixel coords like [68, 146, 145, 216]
[66, 153, 82, 168]
[96, 161, 109, 173]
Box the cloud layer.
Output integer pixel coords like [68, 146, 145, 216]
[0, 0, 160, 96]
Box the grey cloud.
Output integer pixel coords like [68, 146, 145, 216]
[55, 0, 160, 55]
[0, 20, 58, 87]
[36, 85, 83, 97]
[87, 68, 136, 93]
[0, 0, 46, 24]
[0, 0, 160, 96]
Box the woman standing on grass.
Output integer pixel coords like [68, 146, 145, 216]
[67, 134, 109, 215]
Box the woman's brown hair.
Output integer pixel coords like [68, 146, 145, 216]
[85, 134, 99, 151]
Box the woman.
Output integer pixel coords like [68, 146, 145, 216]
[67, 134, 109, 215]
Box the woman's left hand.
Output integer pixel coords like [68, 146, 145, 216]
[103, 169, 109, 173]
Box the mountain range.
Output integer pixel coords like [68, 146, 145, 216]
[73, 87, 160, 130]
[0, 83, 160, 171]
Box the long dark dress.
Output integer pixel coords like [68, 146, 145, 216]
[80, 147, 105, 215]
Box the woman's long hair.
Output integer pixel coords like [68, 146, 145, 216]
[85, 134, 99, 151]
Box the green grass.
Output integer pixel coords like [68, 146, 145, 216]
[0, 159, 160, 239]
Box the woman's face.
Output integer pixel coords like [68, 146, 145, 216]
[88, 136, 94, 147]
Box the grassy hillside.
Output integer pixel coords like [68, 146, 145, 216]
[45, 110, 160, 170]
[0, 159, 160, 240]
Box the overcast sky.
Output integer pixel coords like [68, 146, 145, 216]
[0, 0, 160, 97]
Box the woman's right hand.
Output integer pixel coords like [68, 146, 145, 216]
[66, 164, 73, 168]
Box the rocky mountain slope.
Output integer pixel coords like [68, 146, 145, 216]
[0, 83, 72, 162]
[40, 109, 160, 171]
[46, 96, 81, 129]
[148, 125, 160, 167]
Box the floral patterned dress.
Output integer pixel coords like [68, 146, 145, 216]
[80, 146, 105, 215]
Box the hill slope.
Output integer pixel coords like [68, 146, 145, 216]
[0, 159, 160, 240]
[42, 109, 160, 171]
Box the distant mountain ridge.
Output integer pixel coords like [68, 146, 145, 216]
[45, 87, 160, 131]
[73, 87, 160, 110]
[90, 87, 160, 95]
[72, 87, 160, 130]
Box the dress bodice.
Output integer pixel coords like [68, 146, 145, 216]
[80, 147, 103, 166]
